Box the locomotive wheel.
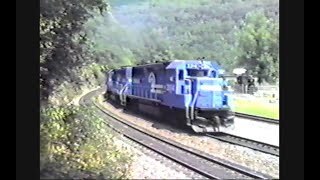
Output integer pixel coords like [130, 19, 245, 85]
[212, 116, 221, 132]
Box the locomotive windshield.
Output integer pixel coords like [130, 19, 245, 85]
[187, 69, 208, 77]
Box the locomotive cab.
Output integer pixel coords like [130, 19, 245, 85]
[170, 61, 235, 133]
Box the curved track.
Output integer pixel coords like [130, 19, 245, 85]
[80, 89, 273, 179]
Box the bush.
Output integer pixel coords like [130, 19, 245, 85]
[47, 63, 108, 105]
[40, 105, 132, 179]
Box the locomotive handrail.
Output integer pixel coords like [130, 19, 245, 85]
[190, 90, 199, 121]
[185, 79, 192, 121]
[119, 82, 129, 106]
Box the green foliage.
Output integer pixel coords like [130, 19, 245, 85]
[235, 10, 279, 83]
[40, 0, 109, 101]
[80, 63, 107, 82]
[41, 0, 279, 102]
[85, 0, 278, 74]
[46, 63, 108, 105]
[40, 105, 132, 179]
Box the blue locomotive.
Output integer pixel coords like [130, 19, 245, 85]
[105, 60, 235, 133]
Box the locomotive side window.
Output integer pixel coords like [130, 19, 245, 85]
[211, 70, 216, 78]
[178, 70, 184, 80]
[187, 69, 207, 77]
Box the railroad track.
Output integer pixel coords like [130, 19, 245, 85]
[207, 133, 279, 156]
[80, 89, 273, 179]
[235, 112, 279, 124]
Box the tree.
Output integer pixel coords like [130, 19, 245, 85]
[40, 0, 108, 102]
[88, 0, 278, 73]
[235, 11, 279, 84]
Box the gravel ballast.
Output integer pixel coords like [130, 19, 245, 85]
[98, 97, 279, 178]
[113, 133, 205, 179]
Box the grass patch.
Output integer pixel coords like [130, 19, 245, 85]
[234, 98, 279, 120]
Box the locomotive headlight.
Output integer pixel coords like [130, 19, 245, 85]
[200, 85, 222, 91]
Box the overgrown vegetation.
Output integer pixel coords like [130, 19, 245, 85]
[40, 0, 134, 178]
[40, 105, 132, 179]
[40, 0, 279, 178]
[40, 0, 108, 102]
